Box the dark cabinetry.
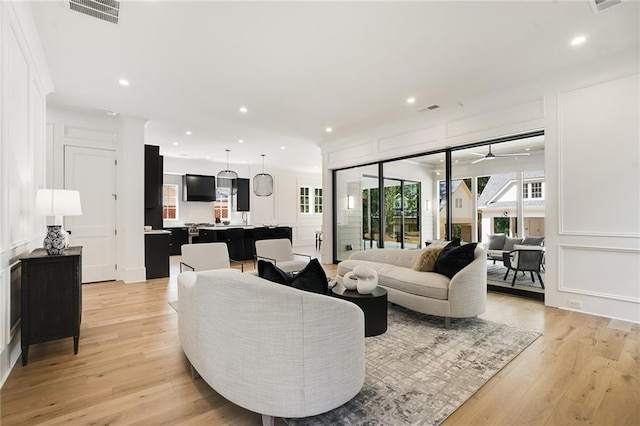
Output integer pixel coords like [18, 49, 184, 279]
[165, 227, 189, 255]
[145, 232, 170, 279]
[236, 178, 250, 211]
[145, 144, 163, 230]
[21, 247, 82, 366]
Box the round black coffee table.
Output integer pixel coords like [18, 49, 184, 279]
[331, 286, 387, 337]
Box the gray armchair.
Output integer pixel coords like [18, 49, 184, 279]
[502, 246, 544, 288]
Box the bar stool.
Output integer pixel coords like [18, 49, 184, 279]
[271, 226, 291, 240]
[225, 228, 246, 262]
[315, 229, 323, 250]
[252, 227, 271, 241]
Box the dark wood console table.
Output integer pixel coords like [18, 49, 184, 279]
[20, 246, 82, 365]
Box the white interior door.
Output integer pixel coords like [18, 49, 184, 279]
[64, 146, 117, 283]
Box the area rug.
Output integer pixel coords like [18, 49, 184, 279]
[286, 304, 540, 426]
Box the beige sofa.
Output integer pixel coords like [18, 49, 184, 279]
[485, 234, 545, 263]
[337, 247, 487, 327]
[178, 269, 365, 425]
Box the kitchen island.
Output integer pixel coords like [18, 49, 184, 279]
[171, 225, 293, 261]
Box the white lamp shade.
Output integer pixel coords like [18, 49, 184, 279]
[34, 189, 82, 216]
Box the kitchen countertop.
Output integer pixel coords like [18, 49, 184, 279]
[199, 226, 255, 230]
[144, 230, 171, 235]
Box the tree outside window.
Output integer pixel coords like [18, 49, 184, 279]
[314, 188, 323, 213]
[162, 184, 178, 220]
[300, 187, 310, 213]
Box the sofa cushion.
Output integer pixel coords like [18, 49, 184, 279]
[435, 241, 478, 279]
[412, 247, 443, 272]
[522, 236, 544, 246]
[502, 236, 523, 251]
[338, 259, 450, 300]
[487, 234, 506, 250]
[258, 259, 328, 295]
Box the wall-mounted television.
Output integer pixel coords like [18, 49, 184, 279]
[182, 174, 216, 202]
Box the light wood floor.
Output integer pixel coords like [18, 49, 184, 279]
[1, 257, 638, 425]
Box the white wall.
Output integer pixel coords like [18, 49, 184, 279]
[0, 0, 54, 385]
[47, 108, 147, 284]
[321, 56, 640, 323]
[163, 156, 322, 245]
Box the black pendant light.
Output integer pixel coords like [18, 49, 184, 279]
[253, 154, 273, 197]
[217, 149, 238, 195]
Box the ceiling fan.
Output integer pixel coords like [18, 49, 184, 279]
[470, 145, 530, 164]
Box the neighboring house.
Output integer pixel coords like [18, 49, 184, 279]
[478, 171, 545, 241]
[438, 181, 474, 242]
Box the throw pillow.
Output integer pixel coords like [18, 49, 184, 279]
[258, 259, 328, 295]
[435, 241, 478, 278]
[522, 236, 544, 246]
[487, 233, 506, 250]
[502, 236, 523, 251]
[258, 259, 292, 285]
[412, 247, 443, 272]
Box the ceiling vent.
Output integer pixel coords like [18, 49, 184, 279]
[590, 0, 623, 13]
[418, 104, 440, 112]
[70, 0, 120, 24]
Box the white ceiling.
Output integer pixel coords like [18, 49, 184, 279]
[30, 1, 639, 173]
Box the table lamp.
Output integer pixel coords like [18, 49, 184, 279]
[34, 189, 82, 255]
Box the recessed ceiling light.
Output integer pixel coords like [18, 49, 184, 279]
[525, 147, 531, 151]
[172, 142, 179, 146]
[106, 111, 117, 116]
[407, 97, 416, 104]
[325, 127, 333, 133]
[205, 156, 210, 160]
[239, 106, 248, 113]
[238, 139, 244, 143]
[571, 35, 586, 46]
[280, 146, 286, 150]
[185, 131, 192, 135]
[436, 171, 441, 176]
[118, 79, 129, 86]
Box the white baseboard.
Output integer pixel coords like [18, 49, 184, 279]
[124, 267, 146, 283]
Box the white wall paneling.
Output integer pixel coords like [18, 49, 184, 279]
[7, 19, 30, 248]
[445, 98, 544, 139]
[0, 269, 6, 349]
[278, 176, 300, 224]
[558, 245, 640, 303]
[0, 0, 54, 385]
[327, 141, 375, 169]
[558, 74, 640, 237]
[377, 126, 438, 154]
[63, 125, 117, 144]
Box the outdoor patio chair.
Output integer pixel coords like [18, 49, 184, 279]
[502, 246, 544, 288]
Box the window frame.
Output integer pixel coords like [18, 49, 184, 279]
[162, 184, 179, 220]
[300, 186, 310, 214]
[314, 187, 323, 214]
